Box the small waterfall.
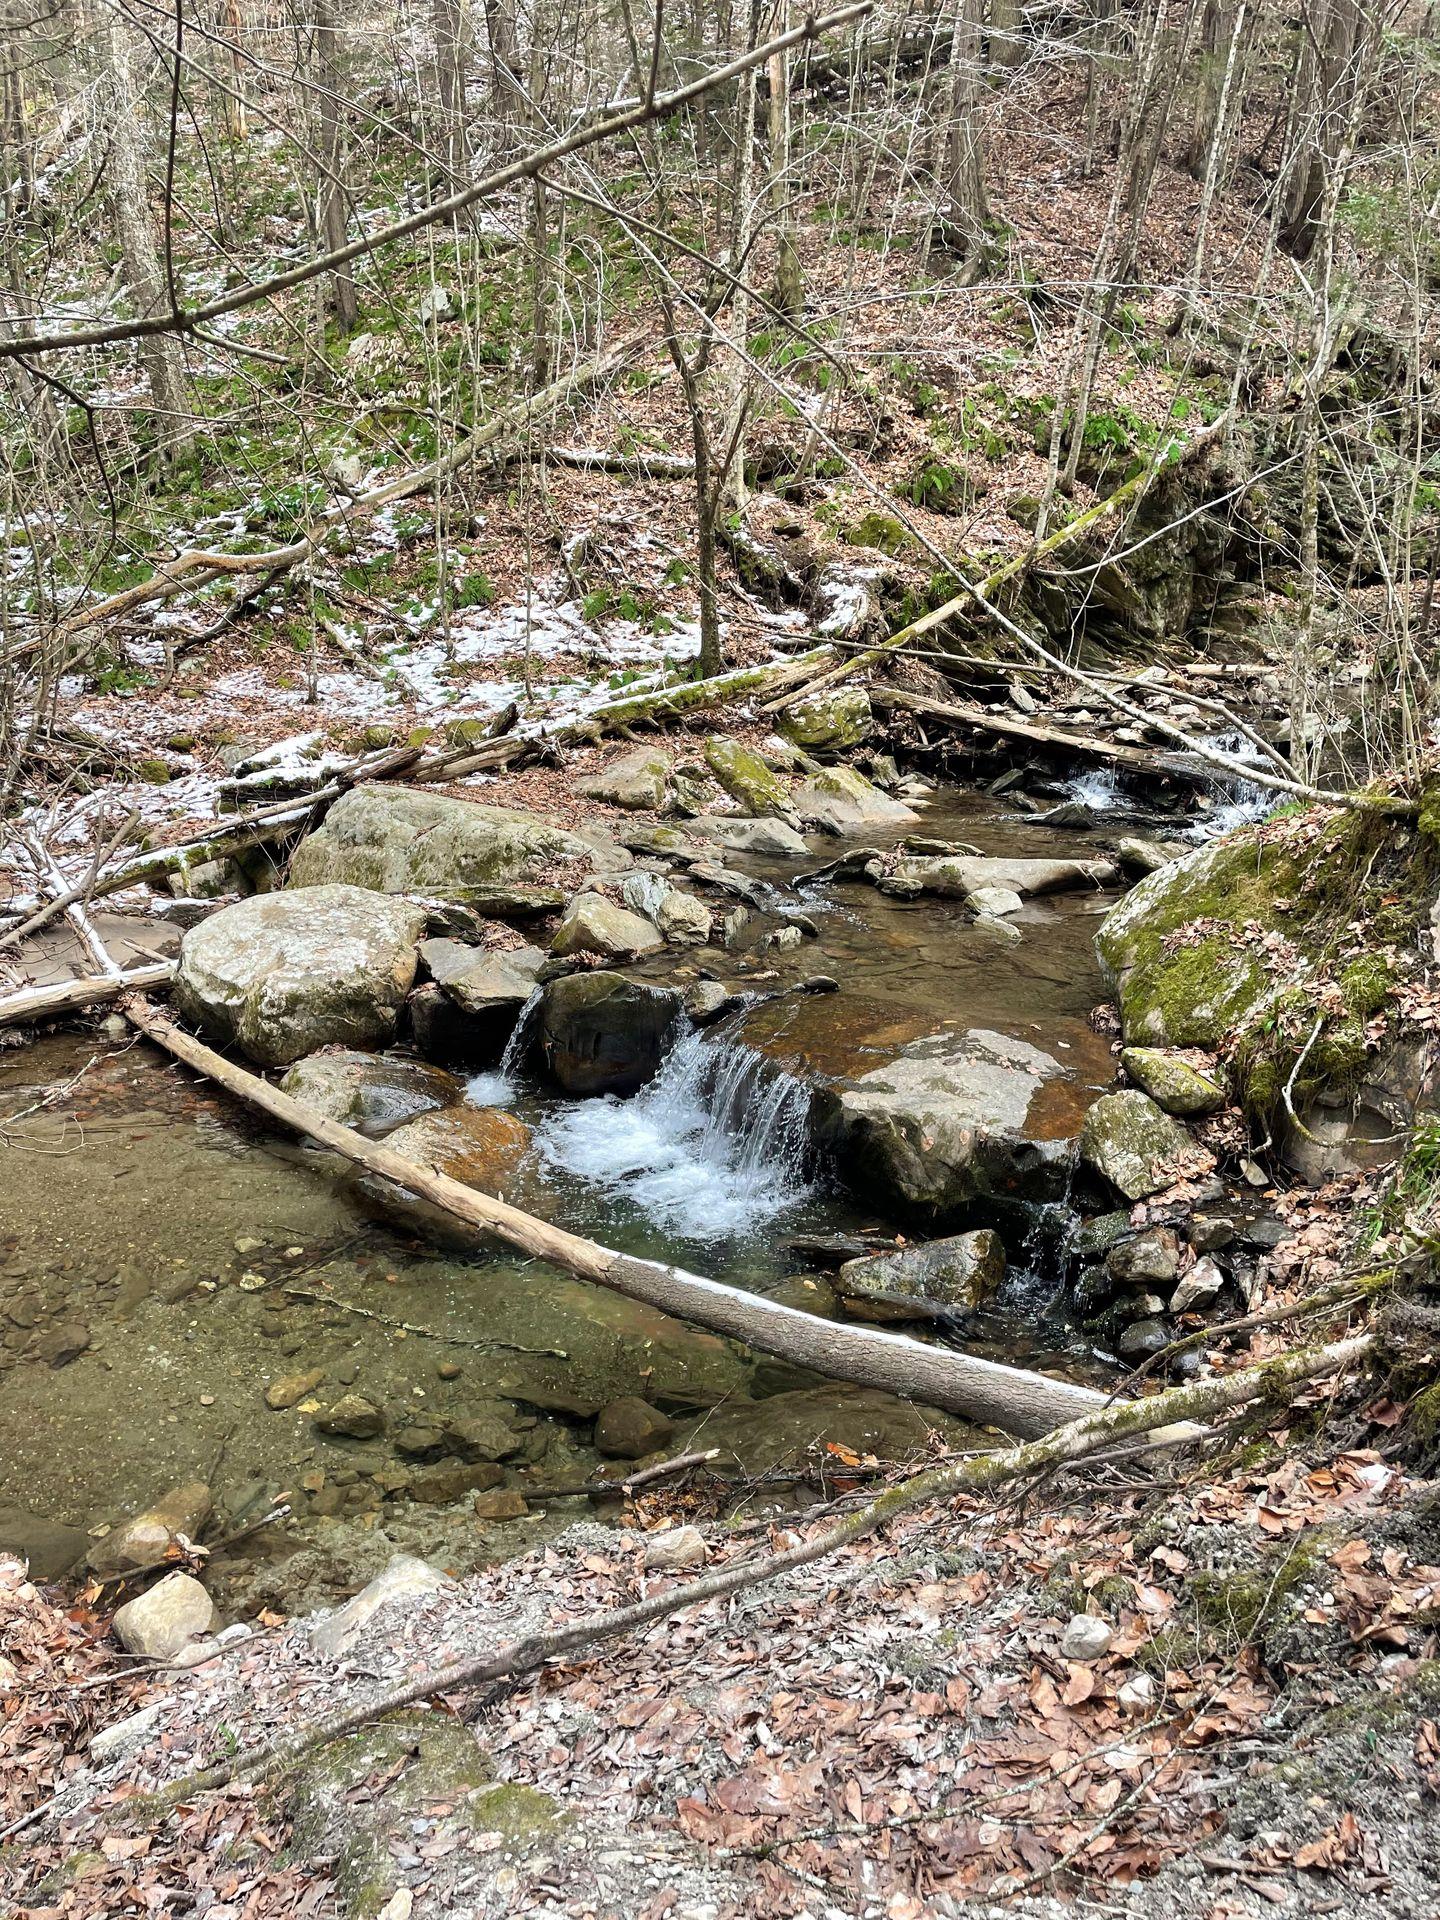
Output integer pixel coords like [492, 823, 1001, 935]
[1185, 730, 1273, 840]
[535, 1025, 814, 1240]
[466, 987, 544, 1107]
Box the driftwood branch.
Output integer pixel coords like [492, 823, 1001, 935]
[0, 963, 174, 1027]
[123, 995, 1132, 1440]
[170, 1331, 1369, 1798]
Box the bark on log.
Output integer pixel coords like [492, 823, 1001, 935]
[124, 995, 1125, 1440]
[0, 963, 174, 1026]
[172, 1330, 1369, 1798]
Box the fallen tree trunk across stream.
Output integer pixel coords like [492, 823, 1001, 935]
[125, 994, 1146, 1441]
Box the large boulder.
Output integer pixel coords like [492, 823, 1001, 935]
[538, 972, 681, 1095]
[420, 939, 543, 1016]
[703, 738, 792, 816]
[550, 892, 663, 960]
[834, 1230, 1005, 1324]
[1094, 807, 1434, 1181]
[796, 766, 919, 834]
[618, 872, 713, 946]
[288, 786, 630, 897]
[777, 686, 873, 753]
[173, 886, 426, 1067]
[579, 745, 671, 811]
[822, 1027, 1082, 1220]
[414, 939, 544, 1064]
[1079, 1090, 1212, 1201]
[279, 1050, 458, 1137]
[692, 815, 808, 856]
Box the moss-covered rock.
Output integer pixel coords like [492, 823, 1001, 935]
[1095, 804, 1438, 1171]
[703, 736, 791, 815]
[777, 687, 874, 754]
[1079, 1090, 1211, 1200]
[1120, 1047, 1227, 1116]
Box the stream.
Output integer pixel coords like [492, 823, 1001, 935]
[0, 785, 1189, 1611]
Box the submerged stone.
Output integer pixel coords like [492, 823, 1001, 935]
[280, 1050, 458, 1137]
[357, 1105, 537, 1237]
[594, 1396, 675, 1459]
[682, 1383, 973, 1475]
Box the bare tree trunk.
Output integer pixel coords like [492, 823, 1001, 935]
[90, 0, 192, 456]
[484, 0, 524, 159]
[1280, 0, 1363, 261]
[313, 0, 356, 333]
[220, 0, 248, 140]
[942, 0, 989, 255]
[767, 38, 803, 318]
[431, 0, 467, 182]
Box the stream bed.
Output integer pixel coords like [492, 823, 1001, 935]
[0, 787, 1134, 1612]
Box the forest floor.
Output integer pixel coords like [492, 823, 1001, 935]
[5, 1169, 1439, 1920]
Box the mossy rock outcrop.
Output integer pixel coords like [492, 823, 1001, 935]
[1096, 804, 1437, 1166]
[777, 687, 873, 754]
[289, 786, 631, 897]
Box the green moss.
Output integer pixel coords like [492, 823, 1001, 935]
[465, 1781, 564, 1840]
[844, 511, 912, 557]
[1190, 1537, 1323, 1647]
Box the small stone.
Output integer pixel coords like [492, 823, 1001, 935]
[1117, 1316, 1171, 1360]
[1170, 1257, 1225, 1314]
[90, 1703, 163, 1764]
[642, 1524, 709, 1571]
[437, 1360, 463, 1380]
[315, 1393, 385, 1439]
[1187, 1214, 1236, 1253]
[1080, 1090, 1210, 1201]
[112, 1571, 219, 1661]
[472, 1489, 530, 1520]
[1120, 1046, 1226, 1117]
[237, 1271, 268, 1293]
[1117, 1673, 1156, 1713]
[88, 1483, 212, 1577]
[309, 1555, 447, 1660]
[333, 1358, 360, 1386]
[34, 1322, 89, 1367]
[1060, 1614, 1112, 1662]
[1105, 1229, 1180, 1287]
[265, 1368, 324, 1411]
[234, 1236, 264, 1255]
[594, 1397, 675, 1460]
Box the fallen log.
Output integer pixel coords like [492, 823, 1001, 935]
[0, 962, 174, 1027]
[124, 993, 1128, 1440]
[171, 1329, 1370, 1797]
[871, 688, 1222, 787]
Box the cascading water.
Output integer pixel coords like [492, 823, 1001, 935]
[465, 987, 543, 1107]
[1184, 730, 1273, 839]
[533, 1024, 815, 1240]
